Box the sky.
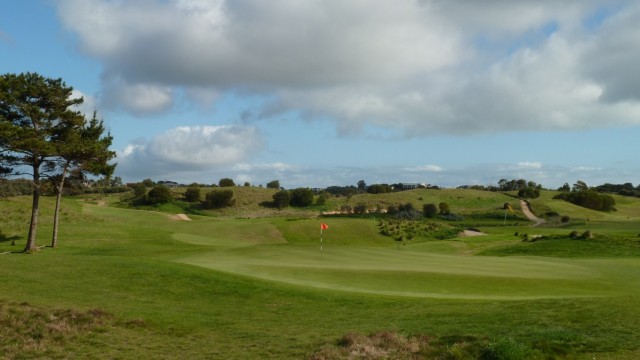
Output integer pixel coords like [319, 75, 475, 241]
[1, 0, 640, 189]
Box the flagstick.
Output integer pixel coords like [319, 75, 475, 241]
[320, 227, 323, 254]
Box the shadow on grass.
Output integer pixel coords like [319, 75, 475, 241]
[0, 230, 22, 249]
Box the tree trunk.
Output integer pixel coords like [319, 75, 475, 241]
[51, 162, 69, 248]
[24, 164, 41, 253]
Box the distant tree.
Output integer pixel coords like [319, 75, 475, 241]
[325, 185, 357, 197]
[110, 176, 123, 187]
[243, 182, 250, 187]
[423, 203, 438, 218]
[553, 190, 615, 211]
[290, 187, 314, 207]
[438, 202, 450, 215]
[518, 187, 540, 199]
[572, 180, 588, 192]
[142, 178, 154, 187]
[219, 178, 235, 187]
[558, 183, 571, 192]
[0, 72, 85, 252]
[266, 180, 280, 189]
[367, 184, 392, 194]
[204, 189, 235, 208]
[272, 190, 291, 209]
[146, 185, 172, 205]
[357, 180, 367, 191]
[184, 186, 201, 202]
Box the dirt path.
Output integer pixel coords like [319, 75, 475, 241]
[519, 200, 545, 226]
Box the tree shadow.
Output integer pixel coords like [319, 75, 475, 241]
[0, 231, 22, 246]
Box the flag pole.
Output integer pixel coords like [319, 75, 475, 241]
[320, 227, 323, 254]
[320, 223, 328, 254]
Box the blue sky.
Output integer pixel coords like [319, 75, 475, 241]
[2, 1, 640, 189]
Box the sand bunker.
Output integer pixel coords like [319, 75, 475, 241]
[459, 229, 487, 237]
[170, 214, 192, 221]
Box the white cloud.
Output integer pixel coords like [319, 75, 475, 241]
[117, 125, 264, 179]
[70, 89, 98, 118]
[517, 161, 543, 169]
[100, 76, 173, 116]
[403, 165, 444, 172]
[56, 0, 640, 135]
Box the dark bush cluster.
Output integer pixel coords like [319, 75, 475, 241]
[204, 189, 235, 209]
[553, 191, 616, 212]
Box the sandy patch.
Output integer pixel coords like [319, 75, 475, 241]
[459, 230, 487, 237]
[170, 214, 192, 221]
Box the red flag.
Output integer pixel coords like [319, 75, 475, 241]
[320, 223, 329, 230]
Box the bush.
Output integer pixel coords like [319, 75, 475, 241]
[272, 190, 291, 209]
[146, 185, 172, 205]
[518, 187, 540, 198]
[218, 178, 235, 187]
[133, 183, 147, 198]
[480, 337, 533, 360]
[290, 188, 314, 207]
[353, 204, 368, 214]
[315, 194, 327, 206]
[266, 180, 280, 189]
[423, 203, 438, 218]
[438, 202, 450, 215]
[553, 190, 616, 211]
[561, 215, 570, 223]
[184, 187, 201, 202]
[204, 189, 235, 209]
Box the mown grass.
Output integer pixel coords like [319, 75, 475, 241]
[2, 192, 640, 358]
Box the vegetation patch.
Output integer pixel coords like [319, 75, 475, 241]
[0, 301, 147, 359]
[480, 233, 640, 258]
[310, 329, 586, 359]
[377, 219, 461, 243]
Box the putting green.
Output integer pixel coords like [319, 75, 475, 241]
[175, 244, 635, 300]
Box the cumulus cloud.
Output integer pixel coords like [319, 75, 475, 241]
[56, 0, 640, 134]
[70, 89, 99, 118]
[117, 125, 264, 179]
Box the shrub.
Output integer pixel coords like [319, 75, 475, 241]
[218, 178, 235, 187]
[553, 190, 616, 211]
[518, 187, 540, 198]
[272, 190, 291, 209]
[266, 180, 280, 189]
[423, 203, 437, 218]
[204, 189, 235, 209]
[184, 187, 201, 202]
[353, 204, 368, 214]
[145, 185, 172, 205]
[290, 188, 314, 207]
[438, 202, 450, 215]
[480, 337, 533, 360]
[561, 215, 570, 223]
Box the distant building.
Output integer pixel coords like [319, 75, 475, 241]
[157, 180, 181, 187]
[398, 183, 427, 190]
